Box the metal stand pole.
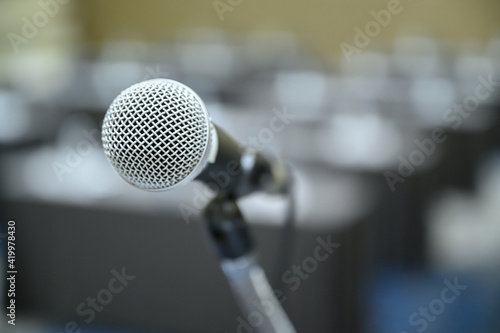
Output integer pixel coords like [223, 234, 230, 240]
[204, 197, 296, 333]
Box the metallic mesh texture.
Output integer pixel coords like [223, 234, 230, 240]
[102, 79, 210, 190]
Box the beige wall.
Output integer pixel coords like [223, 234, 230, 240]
[80, 0, 500, 58]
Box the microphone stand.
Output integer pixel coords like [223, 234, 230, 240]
[204, 196, 297, 333]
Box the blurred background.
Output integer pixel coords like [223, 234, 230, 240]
[1, 0, 500, 332]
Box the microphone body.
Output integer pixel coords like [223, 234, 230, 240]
[195, 124, 289, 197]
[101, 78, 288, 197]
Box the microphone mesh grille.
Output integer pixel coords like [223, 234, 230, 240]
[101, 79, 210, 190]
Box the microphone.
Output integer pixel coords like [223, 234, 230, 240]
[101, 79, 288, 197]
[101, 78, 297, 333]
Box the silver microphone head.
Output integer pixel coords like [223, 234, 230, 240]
[101, 79, 217, 191]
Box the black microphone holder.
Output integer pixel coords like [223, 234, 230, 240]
[204, 195, 297, 333]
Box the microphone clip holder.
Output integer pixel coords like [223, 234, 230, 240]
[204, 194, 253, 259]
[202, 194, 297, 333]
